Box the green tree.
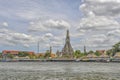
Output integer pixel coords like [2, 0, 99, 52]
[62, 54, 71, 58]
[106, 49, 112, 56]
[112, 42, 120, 52]
[73, 50, 81, 58]
[44, 50, 50, 58]
[0, 52, 2, 58]
[111, 42, 120, 56]
[37, 54, 44, 59]
[18, 51, 29, 57]
[95, 51, 101, 56]
[28, 53, 36, 59]
[88, 50, 94, 54]
[7, 54, 14, 59]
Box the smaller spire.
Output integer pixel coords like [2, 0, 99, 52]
[84, 45, 87, 54]
[50, 46, 52, 54]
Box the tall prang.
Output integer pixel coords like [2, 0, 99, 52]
[62, 30, 74, 56]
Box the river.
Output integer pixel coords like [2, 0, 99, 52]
[0, 62, 120, 80]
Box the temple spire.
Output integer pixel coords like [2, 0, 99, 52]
[66, 29, 71, 43]
[66, 29, 70, 40]
[62, 30, 74, 56]
[84, 45, 87, 54]
[50, 46, 52, 54]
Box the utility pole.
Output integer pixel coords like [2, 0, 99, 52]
[37, 41, 39, 54]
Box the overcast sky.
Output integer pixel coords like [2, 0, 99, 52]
[0, 0, 120, 53]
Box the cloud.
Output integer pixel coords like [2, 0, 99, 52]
[73, 34, 114, 51]
[86, 34, 108, 44]
[44, 33, 54, 38]
[80, 0, 120, 17]
[0, 28, 61, 49]
[39, 33, 54, 43]
[16, 10, 40, 20]
[45, 19, 70, 29]
[76, 0, 120, 50]
[0, 22, 8, 27]
[43, 33, 64, 47]
[0, 28, 37, 47]
[107, 29, 120, 40]
[29, 19, 70, 32]
[77, 16, 120, 31]
[52, 36, 64, 45]
[2, 22, 8, 27]
[78, 0, 120, 36]
[1, 0, 120, 52]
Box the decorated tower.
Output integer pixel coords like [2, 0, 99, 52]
[62, 30, 74, 56]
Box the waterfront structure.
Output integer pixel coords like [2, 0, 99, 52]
[2, 50, 34, 56]
[86, 53, 97, 58]
[113, 52, 120, 58]
[37, 52, 56, 58]
[62, 30, 74, 56]
[99, 53, 109, 59]
[2, 50, 35, 60]
[96, 50, 105, 55]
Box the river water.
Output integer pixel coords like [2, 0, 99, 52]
[0, 62, 120, 80]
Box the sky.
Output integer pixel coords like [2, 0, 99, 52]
[0, 0, 120, 53]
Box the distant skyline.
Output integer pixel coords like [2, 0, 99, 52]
[0, 0, 120, 53]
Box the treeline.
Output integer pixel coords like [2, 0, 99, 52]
[1, 41, 120, 59]
[73, 41, 120, 58]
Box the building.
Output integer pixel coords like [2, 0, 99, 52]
[2, 50, 35, 56]
[62, 30, 74, 56]
[50, 53, 57, 58]
[86, 53, 98, 60]
[96, 50, 105, 55]
[113, 52, 120, 58]
[37, 53, 56, 58]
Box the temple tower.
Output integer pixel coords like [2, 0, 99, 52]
[50, 46, 52, 54]
[62, 30, 74, 56]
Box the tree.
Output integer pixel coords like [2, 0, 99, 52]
[18, 51, 29, 57]
[7, 54, 14, 59]
[0, 52, 2, 58]
[44, 50, 50, 58]
[37, 54, 44, 59]
[73, 50, 81, 58]
[88, 50, 94, 54]
[95, 51, 101, 56]
[106, 49, 112, 56]
[111, 42, 120, 56]
[112, 42, 120, 52]
[62, 54, 71, 58]
[29, 54, 37, 59]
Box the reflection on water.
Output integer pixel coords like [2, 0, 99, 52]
[0, 62, 120, 80]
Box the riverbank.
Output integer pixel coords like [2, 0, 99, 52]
[1, 58, 120, 62]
